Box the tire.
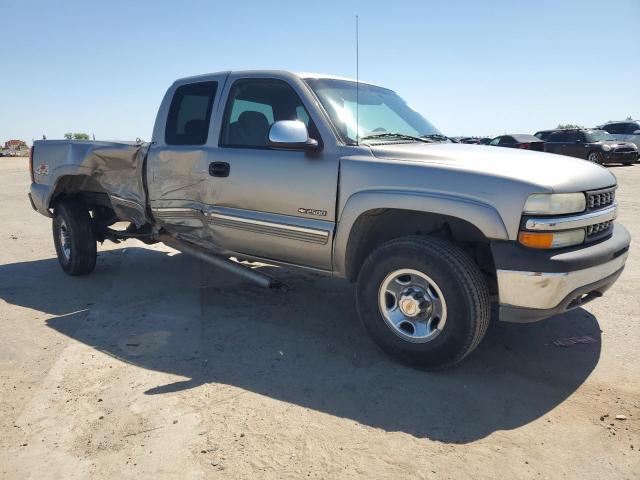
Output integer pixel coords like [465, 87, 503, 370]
[587, 151, 602, 164]
[52, 200, 97, 275]
[356, 235, 490, 369]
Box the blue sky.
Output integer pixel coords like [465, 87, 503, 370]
[1, 0, 639, 144]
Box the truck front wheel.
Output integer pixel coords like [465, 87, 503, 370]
[356, 235, 490, 369]
[52, 200, 97, 275]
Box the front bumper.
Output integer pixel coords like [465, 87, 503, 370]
[603, 151, 638, 164]
[492, 224, 630, 323]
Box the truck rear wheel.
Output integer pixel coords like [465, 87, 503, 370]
[52, 200, 97, 275]
[356, 235, 490, 369]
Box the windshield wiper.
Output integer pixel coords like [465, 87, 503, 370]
[360, 133, 433, 143]
[420, 134, 453, 143]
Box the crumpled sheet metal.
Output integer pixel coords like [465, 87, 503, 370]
[56, 141, 150, 226]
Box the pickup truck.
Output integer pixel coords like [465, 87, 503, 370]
[28, 70, 631, 369]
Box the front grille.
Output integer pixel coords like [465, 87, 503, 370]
[587, 187, 616, 211]
[614, 147, 635, 153]
[586, 220, 612, 237]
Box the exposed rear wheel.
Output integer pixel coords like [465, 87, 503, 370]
[53, 200, 97, 275]
[356, 235, 490, 369]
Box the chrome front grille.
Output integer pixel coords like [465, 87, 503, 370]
[587, 187, 616, 211]
[586, 220, 613, 237]
[614, 147, 635, 153]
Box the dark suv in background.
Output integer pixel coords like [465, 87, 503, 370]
[598, 120, 640, 150]
[488, 134, 545, 150]
[544, 129, 638, 165]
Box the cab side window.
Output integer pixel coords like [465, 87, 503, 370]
[548, 131, 568, 142]
[165, 81, 218, 145]
[221, 78, 319, 148]
[565, 131, 578, 142]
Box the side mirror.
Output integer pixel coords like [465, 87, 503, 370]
[633, 130, 640, 135]
[268, 120, 319, 151]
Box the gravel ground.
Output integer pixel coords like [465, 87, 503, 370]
[0, 156, 638, 479]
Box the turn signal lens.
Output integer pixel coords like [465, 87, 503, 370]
[518, 229, 585, 249]
[519, 232, 554, 249]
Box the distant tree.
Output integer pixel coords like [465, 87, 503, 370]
[626, 116, 634, 121]
[557, 123, 583, 129]
[64, 132, 90, 140]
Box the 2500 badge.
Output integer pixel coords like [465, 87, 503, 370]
[298, 208, 327, 217]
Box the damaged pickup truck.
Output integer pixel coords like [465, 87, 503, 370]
[29, 70, 631, 368]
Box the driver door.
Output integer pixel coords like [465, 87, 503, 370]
[203, 76, 339, 270]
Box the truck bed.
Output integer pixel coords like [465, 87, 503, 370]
[30, 140, 150, 225]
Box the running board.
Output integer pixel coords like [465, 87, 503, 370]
[158, 234, 284, 290]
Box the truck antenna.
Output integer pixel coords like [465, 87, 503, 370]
[356, 14, 359, 146]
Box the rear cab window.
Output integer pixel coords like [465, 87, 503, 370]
[165, 81, 218, 145]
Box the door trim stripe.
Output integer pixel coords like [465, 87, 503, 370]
[207, 213, 329, 244]
[151, 208, 330, 245]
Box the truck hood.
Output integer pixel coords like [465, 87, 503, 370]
[369, 143, 616, 192]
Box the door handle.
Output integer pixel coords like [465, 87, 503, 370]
[209, 162, 230, 177]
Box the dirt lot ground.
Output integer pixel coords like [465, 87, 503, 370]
[0, 156, 638, 479]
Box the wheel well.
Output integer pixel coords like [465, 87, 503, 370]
[344, 209, 497, 293]
[49, 175, 113, 212]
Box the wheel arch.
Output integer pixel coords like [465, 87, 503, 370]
[334, 191, 508, 289]
[48, 174, 112, 212]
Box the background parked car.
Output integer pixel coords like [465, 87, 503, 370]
[458, 137, 481, 144]
[488, 134, 545, 151]
[598, 120, 640, 150]
[544, 128, 638, 165]
[534, 129, 559, 141]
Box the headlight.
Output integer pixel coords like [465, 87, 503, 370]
[523, 193, 586, 215]
[602, 144, 611, 152]
[518, 229, 585, 249]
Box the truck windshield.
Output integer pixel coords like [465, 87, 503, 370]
[305, 78, 442, 145]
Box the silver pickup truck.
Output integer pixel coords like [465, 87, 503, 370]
[28, 70, 631, 369]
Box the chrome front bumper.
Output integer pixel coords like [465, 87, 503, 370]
[493, 224, 630, 323]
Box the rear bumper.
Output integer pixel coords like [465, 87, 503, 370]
[492, 224, 630, 323]
[29, 183, 54, 218]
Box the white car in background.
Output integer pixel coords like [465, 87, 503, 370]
[599, 120, 640, 152]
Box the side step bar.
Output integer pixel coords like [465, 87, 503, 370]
[158, 234, 284, 289]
